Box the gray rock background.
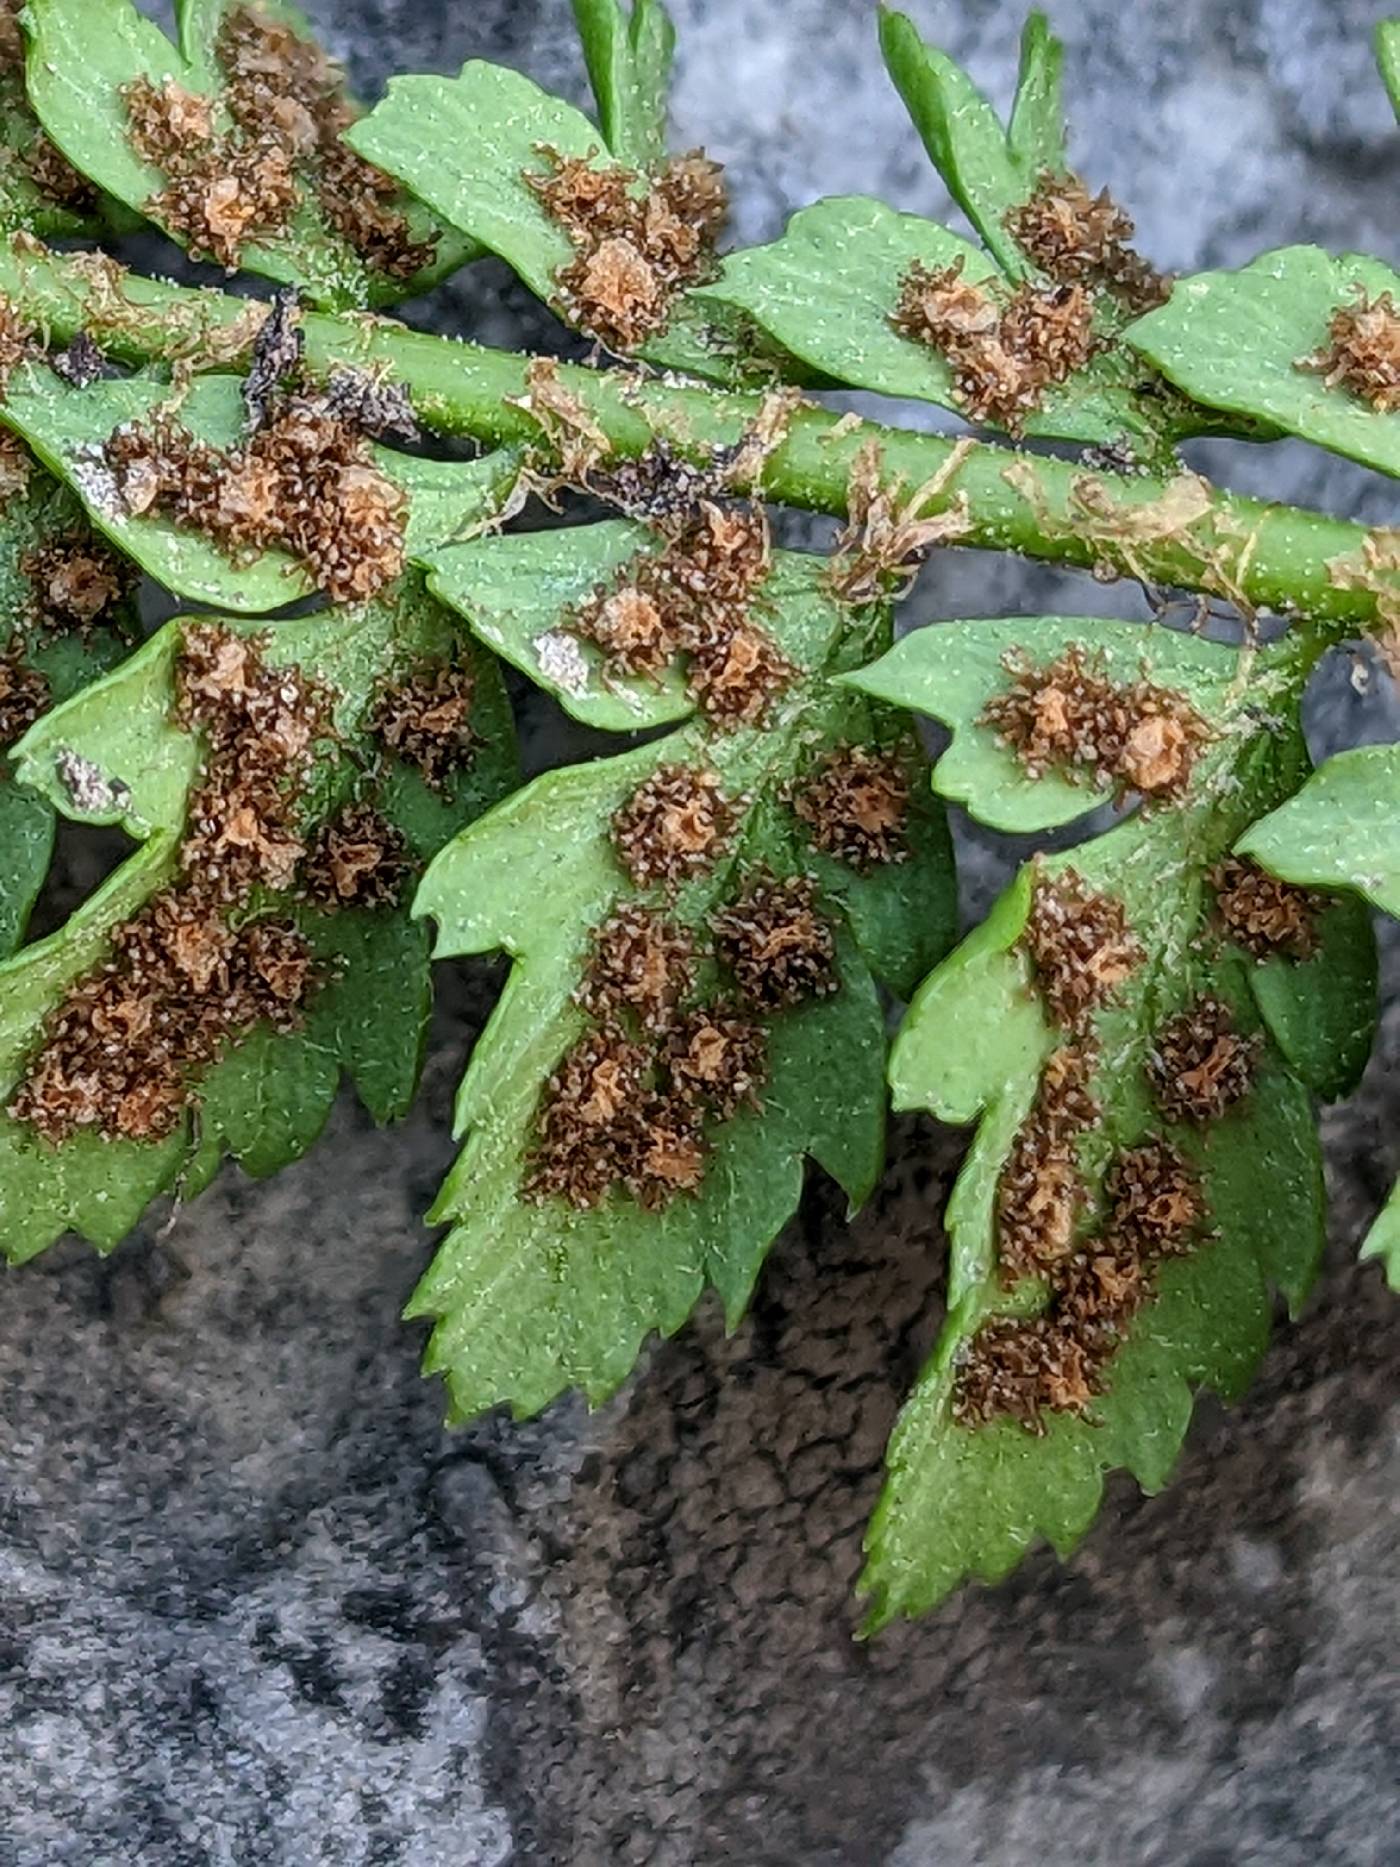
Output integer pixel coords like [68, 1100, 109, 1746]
[2, 2, 1399, 1862]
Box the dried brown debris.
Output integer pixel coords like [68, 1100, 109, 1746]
[369, 661, 476, 789]
[1006, 171, 1171, 313]
[242, 287, 303, 431]
[0, 646, 48, 750]
[1022, 867, 1142, 1030]
[51, 331, 115, 390]
[713, 871, 838, 1010]
[577, 904, 696, 1032]
[956, 1131, 1202, 1432]
[981, 644, 1212, 801]
[527, 144, 727, 351]
[1147, 994, 1259, 1125]
[575, 499, 792, 727]
[792, 742, 911, 870]
[1298, 287, 1400, 414]
[302, 800, 410, 910]
[828, 437, 972, 603]
[611, 763, 741, 889]
[890, 256, 1099, 431]
[23, 531, 132, 634]
[104, 385, 408, 604]
[323, 369, 420, 446]
[1210, 855, 1322, 962]
[10, 625, 337, 1145]
[995, 1041, 1099, 1282]
[0, 293, 34, 385]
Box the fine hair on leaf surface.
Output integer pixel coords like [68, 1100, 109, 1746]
[0, 0, 1395, 1634]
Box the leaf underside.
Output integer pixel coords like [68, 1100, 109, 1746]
[23, 0, 474, 310]
[1242, 744, 1400, 1291]
[845, 615, 1374, 1625]
[410, 528, 957, 1420]
[0, 577, 518, 1264]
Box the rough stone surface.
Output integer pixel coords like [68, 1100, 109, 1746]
[3, 2, 1399, 1863]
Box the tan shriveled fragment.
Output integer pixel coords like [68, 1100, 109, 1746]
[509, 356, 611, 491]
[829, 437, 972, 604]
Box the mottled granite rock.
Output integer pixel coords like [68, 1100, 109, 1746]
[2, 3, 1398, 1863]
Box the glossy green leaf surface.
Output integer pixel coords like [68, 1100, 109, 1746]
[571, 0, 676, 171]
[1126, 246, 1400, 478]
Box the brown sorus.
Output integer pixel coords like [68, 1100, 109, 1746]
[891, 257, 1099, 431]
[1298, 287, 1400, 414]
[982, 643, 1211, 800]
[523, 1023, 653, 1208]
[1210, 855, 1322, 961]
[527, 145, 726, 351]
[302, 800, 411, 910]
[611, 763, 740, 889]
[0, 647, 49, 750]
[369, 661, 476, 790]
[23, 134, 97, 213]
[1147, 994, 1259, 1125]
[995, 1041, 1099, 1280]
[1022, 867, 1142, 1030]
[957, 1130, 1202, 1432]
[952, 1315, 1096, 1429]
[663, 1003, 767, 1120]
[687, 620, 796, 729]
[792, 743, 911, 870]
[215, 4, 436, 280]
[1104, 1137, 1201, 1252]
[577, 903, 696, 1031]
[712, 871, 837, 1009]
[12, 625, 332, 1146]
[574, 582, 675, 678]
[10, 896, 315, 1144]
[23, 532, 131, 633]
[151, 145, 299, 273]
[104, 388, 407, 604]
[1006, 170, 1171, 313]
[0, 0, 20, 74]
[624, 1094, 708, 1208]
[574, 500, 787, 723]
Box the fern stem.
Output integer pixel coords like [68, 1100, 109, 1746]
[3, 240, 1390, 634]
